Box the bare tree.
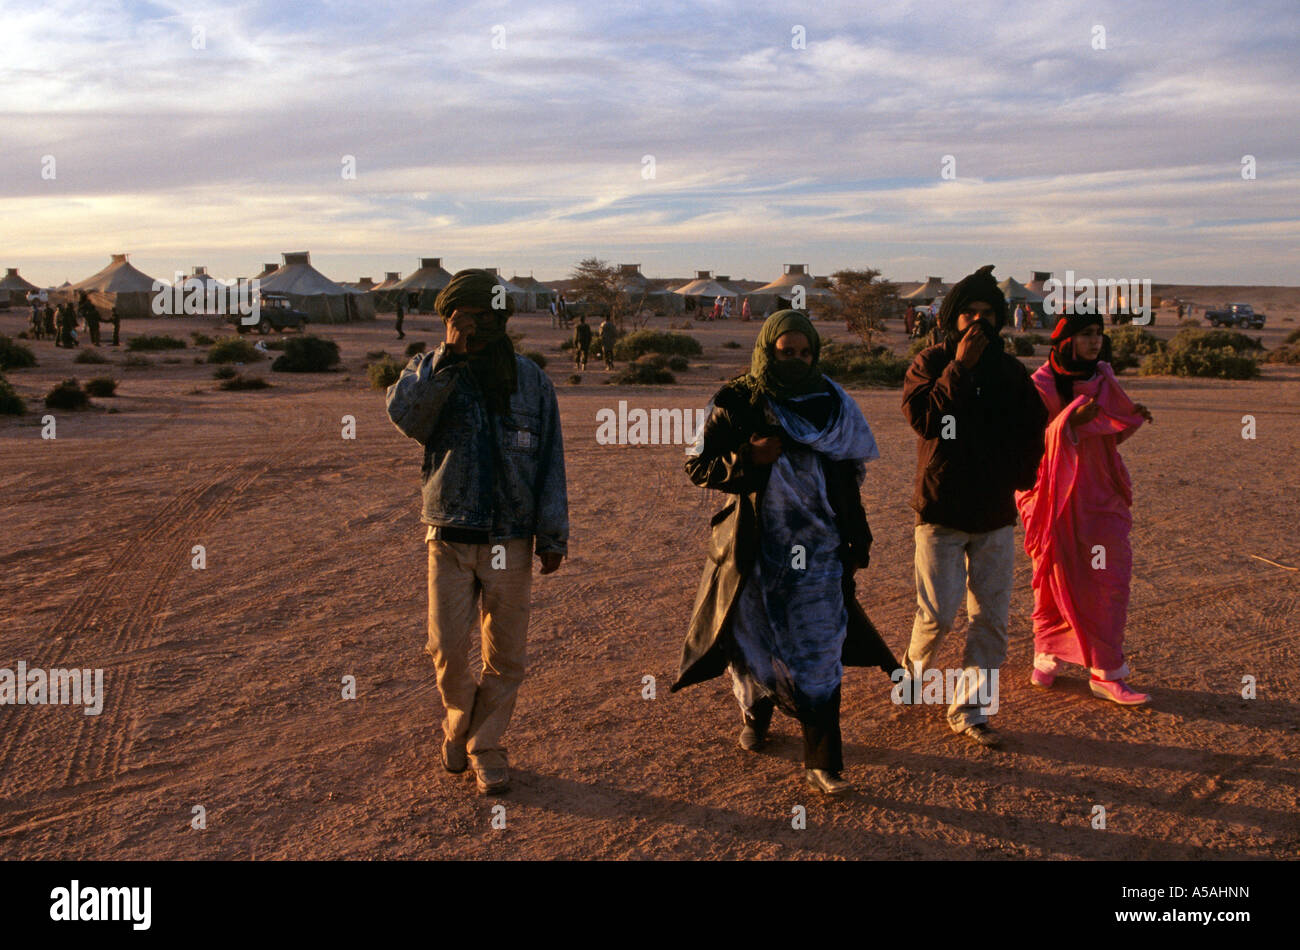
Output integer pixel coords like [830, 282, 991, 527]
[567, 258, 646, 331]
[816, 268, 899, 347]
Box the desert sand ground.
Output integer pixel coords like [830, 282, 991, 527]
[1, 297, 1297, 860]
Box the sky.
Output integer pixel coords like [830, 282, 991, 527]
[1, 0, 1297, 288]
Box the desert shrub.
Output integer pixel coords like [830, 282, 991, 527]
[1003, 334, 1036, 356]
[218, 374, 271, 391]
[83, 377, 117, 397]
[74, 349, 110, 364]
[722, 340, 742, 349]
[0, 335, 37, 371]
[15, 331, 28, 340]
[558, 339, 574, 351]
[264, 338, 287, 350]
[213, 365, 237, 380]
[1178, 318, 1200, 328]
[1283, 328, 1300, 345]
[367, 357, 403, 390]
[127, 334, 186, 352]
[1265, 344, 1300, 365]
[123, 354, 152, 368]
[819, 342, 910, 387]
[404, 341, 427, 357]
[191, 332, 216, 346]
[272, 335, 340, 373]
[0, 374, 24, 415]
[567, 374, 582, 385]
[609, 362, 675, 385]
[1140, 348, 1259, 380]
[1107, 326, 1165, 372]
[45, 378, 89, 410]
[365, 349, 390, 360]
[667, 355, 689, 371]
[668, 321, 694, 330]
[613, 330, 702, 360]
[207, 336, 263, 364]
[1168, 328, 1263, 354]
[522, 350, 548, 369]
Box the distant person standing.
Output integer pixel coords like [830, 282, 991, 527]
[78, 292, 101, 346]
[905, 304, 916, 337]
[549, 297, 558, 328]
[741, 298, 752, 322]
[557, 293, 569, 328]
[1013, 304, 1024, 332]
[395, 301, 406, 340]
[711, 297, 723, 322]
[722, 297, 732, 321]
[599, 316, 617, 371]
[57, 303, 76, 348]
[573, 314, 592, 370]
[43, 304, 56, 341]
[110, 305, 121, 346]
[29, 299, 43, 340]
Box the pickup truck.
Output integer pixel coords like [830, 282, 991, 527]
[1205, 303, 1265, 329]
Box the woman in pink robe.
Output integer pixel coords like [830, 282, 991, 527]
[1016, 310, 1155, 705]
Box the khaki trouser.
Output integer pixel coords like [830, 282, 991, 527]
[426, 537, 533, 771]
[904, 522, 1015, 732]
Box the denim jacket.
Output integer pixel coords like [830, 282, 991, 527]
[386, 343, 569, 555]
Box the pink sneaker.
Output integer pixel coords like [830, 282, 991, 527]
[1089, 678, 1150, 706]
[1030, 668, 1055, 689]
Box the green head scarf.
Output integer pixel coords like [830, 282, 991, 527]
[741, 309, 827, 402]
[435, 268, 517, 413]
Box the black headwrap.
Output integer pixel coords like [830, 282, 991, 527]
[1047, 304, 1111, 406]
[938, 264, 1009, 344]
[436, 269, 518, 413]
[937, 265, 1008, 380]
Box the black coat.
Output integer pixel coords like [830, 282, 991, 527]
[670, 381, 899, 693]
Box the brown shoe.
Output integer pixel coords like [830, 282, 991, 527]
[959, 723, 1002, 748]
[441, 739, 468, 774]
[475, 767, 510, 795]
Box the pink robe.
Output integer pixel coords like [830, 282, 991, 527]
[1015, 361, 1146, 677]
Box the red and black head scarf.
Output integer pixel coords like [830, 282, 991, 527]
[1048, 305, 1110, 405]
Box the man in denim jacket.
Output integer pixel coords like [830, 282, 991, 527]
[387, 269, 568, 795]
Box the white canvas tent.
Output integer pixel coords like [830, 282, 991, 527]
[58, 253, 162, 319]
[745, 263, 832, 315]
[389, 258, 453, 312]
[484, 268, 530, 312]
[0, 268, 39, 308]
[901, 276, 950, 303]
[510, 274, 555, 312]
[258, 251, 375, 323]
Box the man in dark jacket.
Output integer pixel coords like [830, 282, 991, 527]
[899, 265, 1047, 747]
[573, 314, 592, 370]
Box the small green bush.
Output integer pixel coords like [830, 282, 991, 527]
[367, 357, 403, 390]
[609, 362, 676, 385]
[667, 355, 689, 371]
[213, 365, 237, 380]
[1265, 344, 1300, 365]
[522, 350, 548, 369]
[366, 349, 391, 360]
[1108, 326, 1165, 372]
[218, 374, 271, 391]
[819, 343, 910, 387]
[83, 377, 117, 397]
[1140, 348, 1259, 380]
[264, 338, 287, 350]
[74, 349, 110, 364]
[404, 341, 426, 357]
[208, 337, 263, 364]
[0, 335, 37, 371]
[1282, 328, 1300, 345]
[127, 334, 186, 352]
[722, 340, 742, 349]
[558, 339, 574, 351]
[1003, 334, 1035, 356]
[1168, 328, 1263, 354]
[272, 335, 340, 373]
[613, 330, 702, 360]
[0, 374, 24, 415]
[191, 332, 216, 346]
[567, 374, 582, 385]
[123, 354, 152, 368]
[45, 378, 89, 410]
